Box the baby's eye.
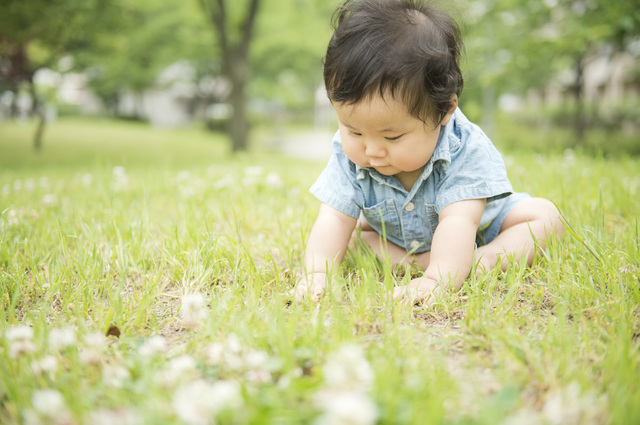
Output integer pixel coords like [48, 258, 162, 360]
[349, 131, 362, 137]
[385, 135, 403, 141]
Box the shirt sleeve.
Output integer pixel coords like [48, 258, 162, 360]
[309, 135, 364, 218]
[434, 121, 513, 213]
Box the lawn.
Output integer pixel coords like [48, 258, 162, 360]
[1, 117, 639, 425]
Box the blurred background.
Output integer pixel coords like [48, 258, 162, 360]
[1, 0, 639, 157]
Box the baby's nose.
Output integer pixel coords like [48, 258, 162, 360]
[365, 141, 386, 157]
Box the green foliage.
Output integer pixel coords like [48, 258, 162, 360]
[1, 119, 639, 424]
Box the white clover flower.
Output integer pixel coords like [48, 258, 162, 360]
[206, 342, 225, 365]
[214, 175, 234, 189]
[245, 166, 264, 177]
[1, 184, 10, 197]
[265, 172, 284, 189]
[6, 209, 19, 226]
[88, 408, 141, 425]
[139, 335, 168, 357]
[322, 344, 374, 393]
[6, 325, 36, 358]
[80, 332, 107, 365]
[112, 166, 129, 191]
[48, 327, 77, 352]
[25, 178, 35, 192]
[39, 177, 50, 189]
[542, 382, 608, 425]
[81, 173, 93, 186]
[245, 368, 272, 385]
[314, 391, 378, 425]
[31, 356, 59, 375]
[244, 349, 269, 369]
[162, 354, 198, 386]
[42, 194, 57, 207]
[102, 364, 131, 388]
[242, 166, 264, 187]
[173, 379, 242, 425]
[177, 170, 191, 181]
[32, 389, 68, 418]
[210, 380, 243, 411]
[181, 293, 207, 328]
[205, 334, 244, 371]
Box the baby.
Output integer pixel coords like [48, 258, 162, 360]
[294, 0, 564, 304]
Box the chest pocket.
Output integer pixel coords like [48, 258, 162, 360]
[362, 199, 401, 237]
[425, 204, 439, 235]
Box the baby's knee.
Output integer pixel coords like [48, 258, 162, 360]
[522, 197, 565, 238]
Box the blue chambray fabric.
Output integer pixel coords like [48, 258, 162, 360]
[309, 108, 528, 253]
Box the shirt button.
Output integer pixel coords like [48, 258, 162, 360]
[410, 240, 421, 250]
[405, 202, 415, 212]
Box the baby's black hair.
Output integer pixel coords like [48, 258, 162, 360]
[323, 0, 464, 125]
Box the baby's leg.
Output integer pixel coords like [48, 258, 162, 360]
[476, 197, 564, 273]
[350, 217, 431, 268]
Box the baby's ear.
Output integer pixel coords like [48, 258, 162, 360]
[440, 96, 458, 126]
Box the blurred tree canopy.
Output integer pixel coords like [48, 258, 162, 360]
[463, 0, 640, 141]
[0, 0, 118, 149]
[1, 0, 638, 151]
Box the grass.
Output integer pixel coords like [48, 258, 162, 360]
[1, 117, 639, 425]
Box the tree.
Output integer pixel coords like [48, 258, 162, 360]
[0, 0, 117, 151]
[74, 0, 215, 119]
[199, 0, 261, 152]
[463, 0, 640, 145]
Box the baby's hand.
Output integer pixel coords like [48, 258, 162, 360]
[291, 273, 327, 303]
[393, 277, 440, 306]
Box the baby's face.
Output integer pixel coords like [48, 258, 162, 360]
[334, 93, 454, 190]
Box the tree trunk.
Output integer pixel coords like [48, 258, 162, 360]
[229, 77, 248, 151]
[29, 81, 46, 152]
[572, 56, 586, 148]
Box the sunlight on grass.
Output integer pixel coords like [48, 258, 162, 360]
[1, 118, 639, 424]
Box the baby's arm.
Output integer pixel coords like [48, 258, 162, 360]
[394, 199, 485, 304]
[294, 203, 357, 301]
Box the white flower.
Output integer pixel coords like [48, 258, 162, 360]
[313, 344, 378, 425]
[81, 173, 93, 186]
[102, 364, 130, 388]
[162, 354, 198, 386]
[177, 170, 191, 181]
[32, 389, 67, 418]
[242, 166, 264, 187]
[13, 180, 22, 192]
[1, 184, 10, 197]
[214, 175, 234, 189]
[88, 408, 141, 425]
[139, 335, 168, 357]
[265, 172, 284, 189]
[245, 166, 264, 177]
[6, 208, 19, 226]
[112, 166, 129, 191]
[80, 332, 107, 365]
[205, 334, 244, 371]
[48, 327, 77, 352]
[314, 391, 378, 425]
[6, 325, 36, 358]
[542, 382, 608, 425]
[209, 380, 243, 411]
[173, 379, 242, 425]
[42, 194, 57, 207]
[181, 293, 207, 328]
[322, 344, 374, 393]
[31, 356, 59, 375]
[25, 179, 35, 191]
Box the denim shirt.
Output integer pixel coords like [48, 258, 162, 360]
[309, 108, 513, 253]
